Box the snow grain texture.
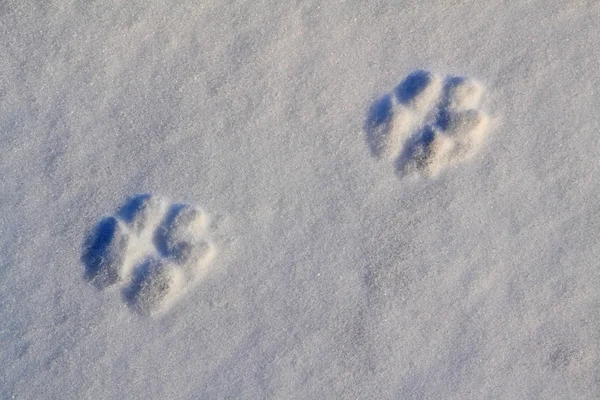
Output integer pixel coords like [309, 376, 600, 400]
[82, 194, 216, 316]
[366, 70, 490, 178]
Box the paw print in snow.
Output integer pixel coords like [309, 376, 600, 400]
[365, 70, 490, 178]
[82, 194, 215, 315]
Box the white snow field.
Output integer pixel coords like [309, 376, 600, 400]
[2, 0, 600, 398]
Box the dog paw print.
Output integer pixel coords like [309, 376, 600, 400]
[82, 194, 216, 315]
[365, 70, 490, 178]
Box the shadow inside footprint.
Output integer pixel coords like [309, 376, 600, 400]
[117, 193, 153, 223]
[154, 203, 206, 265]
[123, 258, 176, 315]
[116, 193, 166, 233]
[435, 76, 467, 130]
[82, 194, 216, 316]
[365, 70, 436, 159]
[154, 204, 186, 257]
[394, 70, 434, 104]
[81, 216, 128, 288]
[395, 125, 437, 175]
[364, 70, 488, 179]
[364, 94, 393, 157]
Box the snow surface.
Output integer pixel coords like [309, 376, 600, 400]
[2, 0, 600, 398]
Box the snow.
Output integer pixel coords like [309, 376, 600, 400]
[2, 0, 600, 398]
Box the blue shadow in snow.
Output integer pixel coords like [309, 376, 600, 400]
[435, 75, 467, 131]
[394, 70, 434, 105]
[117, 193, 153, 223]
[153, 203, 188, 259]
[364, 93, 393, 157]
[81, 216, 121, 283]
[121, 258, 153, 305]
[364, 70, 436, 159]
[394, 124, 437, 174]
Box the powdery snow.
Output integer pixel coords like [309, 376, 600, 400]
[1, 0, 600, 398]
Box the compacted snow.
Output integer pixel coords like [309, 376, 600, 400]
[2, 0, 600, 398]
